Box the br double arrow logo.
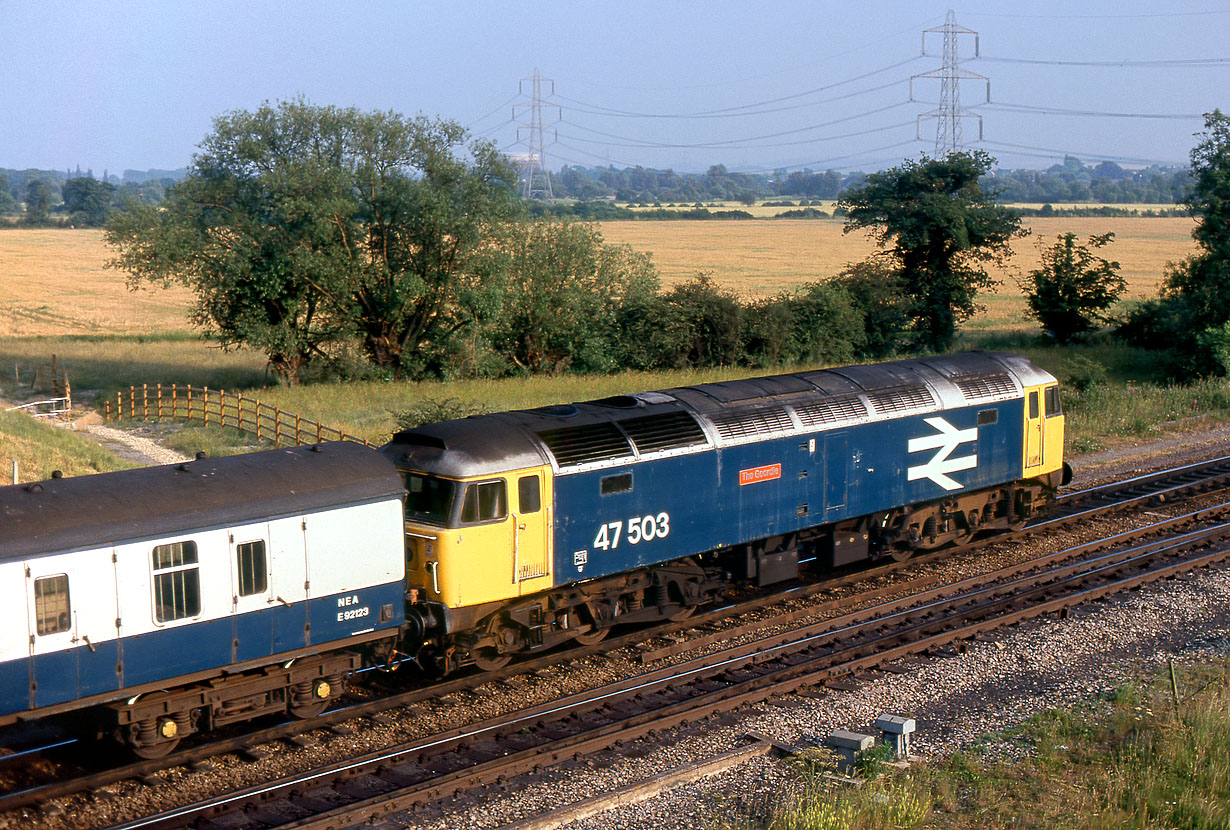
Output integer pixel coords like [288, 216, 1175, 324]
[907, 417, 977, 491]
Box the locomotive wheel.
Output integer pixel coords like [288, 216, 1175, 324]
[574, 627, 609, 645]
[474, 649, 512, 671]
[290, 699, 330, 719]
[128, 717, 182, 759]
[132, 737, 180, 759]
[887, 547, 915, 563]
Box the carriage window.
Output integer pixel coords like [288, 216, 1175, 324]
[460, 481, 507, 524]
[34, 574, 71, 636]
[236, 541, 267, 597]
[518, 475, 541, 514]
[152, 541, 201, 623]
[1045, 386, 1063, 417]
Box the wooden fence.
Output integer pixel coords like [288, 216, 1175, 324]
[105, 384, 372, 448]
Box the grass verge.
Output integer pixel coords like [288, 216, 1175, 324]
[0, 410, 133, 482]
[718, 658, 1230, 829]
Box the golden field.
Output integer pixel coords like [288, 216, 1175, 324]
[599, 216, 1197, 329]
[0, 217, 1197, 341]
[0, 229, 194, 337]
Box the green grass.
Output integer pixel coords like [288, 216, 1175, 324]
[0, 334, 268, 395]
[717, 659, 1230, 829]
[0, 410, 133, 482]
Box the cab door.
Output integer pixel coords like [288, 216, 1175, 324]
[1024, 388, 1044, 468]
[514, 471, 552, 596]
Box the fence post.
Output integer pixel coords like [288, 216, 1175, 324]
[295, 413, 301, 446]
[105, 399, 111, 422]
[220, 389, 227, 428]
[156, 383, 163, 422]
[142, 384, 149, 420]
[129, 386, 135, 420]
[171, 384, 178, 419]
[203, 387, 209, 426]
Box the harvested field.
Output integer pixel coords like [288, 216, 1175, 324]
[0, 229, 193, 337]
[598, 216, 1198, 323]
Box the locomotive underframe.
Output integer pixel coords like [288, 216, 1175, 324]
[412, 470, 1067, 673]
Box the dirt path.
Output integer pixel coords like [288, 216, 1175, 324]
[80, 422, 192, 466]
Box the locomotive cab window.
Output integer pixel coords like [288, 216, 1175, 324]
[460, 480, 507, 524]
[236, 540, 267, 597]
[1045, 386, 1062, 417]
[152, 541, 201, 623]
[403, 473, 458, 526]
[34, 574, 71, 636]
[518, 475, 541, 514]
[1028, 391, 1039, 419]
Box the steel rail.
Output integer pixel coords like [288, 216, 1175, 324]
[105, 511, 1230, 830]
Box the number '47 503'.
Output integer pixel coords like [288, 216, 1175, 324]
[593, 512, 670, 551]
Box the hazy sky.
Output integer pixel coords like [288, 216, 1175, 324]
[2, 1, 1226, 175]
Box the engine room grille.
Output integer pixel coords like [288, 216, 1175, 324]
[866, 385, 934, 415]
[618, 411, 708, 453]
[793, 395, 867, 427]
[537, 423, 633, 467]
[709, 406, 795, 441]
[954, 373, 1016, 400]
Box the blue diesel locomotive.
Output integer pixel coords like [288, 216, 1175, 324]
[385, 351, 1070, 671]
[0, 352, 1068, 755]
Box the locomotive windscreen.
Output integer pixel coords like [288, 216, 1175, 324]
[403, 473, 458, 526]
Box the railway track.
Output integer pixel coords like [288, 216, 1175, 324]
[104, 501, 1230, 830]
[3, 453, 1230, 823]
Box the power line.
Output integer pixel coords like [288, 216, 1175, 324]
[560, 118, 915, 151]
[974, 55, 1230, 67]
[554, 79, 904, 120]
[979, 102, 1203, 120]
[561, 102, 912, 149]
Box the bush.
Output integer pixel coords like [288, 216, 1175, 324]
[1022, 232, 1125, 343]
[1059, 355, 1109, 391]
[826, 260, 912, 357]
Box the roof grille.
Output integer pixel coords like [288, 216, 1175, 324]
[537, 423, 633, 467]
[709, 406, 794, 441]
[954, 373, 1016, 400]
[794, 395, 867, 427]
[866, 386, 934, 415]
[619, 411, 708, 453]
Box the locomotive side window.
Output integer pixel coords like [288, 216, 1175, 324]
[1028, 391, 1039, 419]
[1045, 386, 1062, 417]
[600, 473, 633, 495]
[460, 481, 507, 524]
[236, 540, 267, 597]
[977, 409, 998, 426]
[404, 473, 457, 526]
[34, 574, 71, 636]
[152, 541, 201, 623]
[518, 475, 541, 514]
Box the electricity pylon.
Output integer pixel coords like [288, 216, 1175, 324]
[512, 69, 560, 199]
[910, 10, 989, 155]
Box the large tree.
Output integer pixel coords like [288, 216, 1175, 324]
[24, 178, 54, 226]
[107, 99, 518, 383]
[63, 176, 118, 226]
[838, 151, 1024, 352]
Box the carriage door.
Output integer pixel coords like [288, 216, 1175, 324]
[515, 472, 552, 595]
[25, 551, 121, 706]
[229, 522, 273, 662]
[1025, 389, 1044, 468]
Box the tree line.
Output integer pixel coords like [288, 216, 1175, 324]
[104, 100, 1230, 387]
[0, 167, 180, 227]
